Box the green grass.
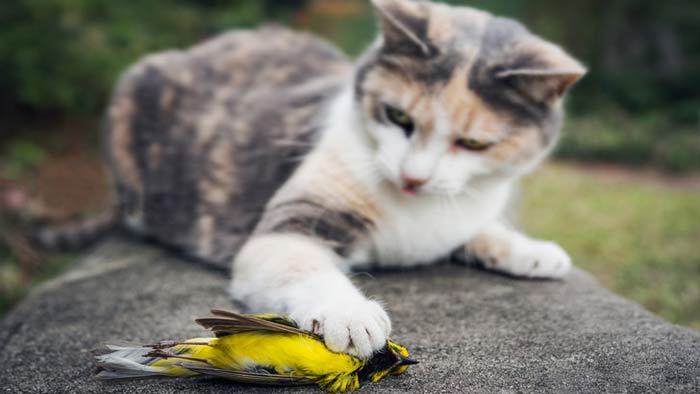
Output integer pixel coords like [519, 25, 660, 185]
[522, 163, 700, 329]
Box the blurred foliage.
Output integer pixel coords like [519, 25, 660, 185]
[1, 0, 699, 169]
[1, 0, 698, 118]
[523, 164, 700, 329]
[558, 114, 700, 172]
[0, 0, 307, 115]
[2, 140, 47, 179]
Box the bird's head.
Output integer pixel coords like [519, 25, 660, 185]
[359, 340, 418, 383]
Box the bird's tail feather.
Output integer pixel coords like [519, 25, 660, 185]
[94, 341, 212, 380]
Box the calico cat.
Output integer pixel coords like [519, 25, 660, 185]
[40, 0, 585, 358]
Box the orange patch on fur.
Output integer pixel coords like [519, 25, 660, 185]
[296, 149, 383, 225]
[108, 98, 141, 194]
[441, 67, 506, 143]
[486, 127, 542, 162]
[467, 232, 511, 267]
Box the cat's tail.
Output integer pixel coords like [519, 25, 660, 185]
[32, 209, 118, 251]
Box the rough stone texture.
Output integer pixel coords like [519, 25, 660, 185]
[1, 238, 699, 393]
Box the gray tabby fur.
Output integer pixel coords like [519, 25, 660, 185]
[104, 26, 351, 266]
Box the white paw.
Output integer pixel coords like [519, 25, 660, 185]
[291, 299, 391, 359]
[500, 238, 572, 279]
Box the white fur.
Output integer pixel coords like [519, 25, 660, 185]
[472, 222, 572, 278]
[368, 181, 511, 265]
[230, 233, 391, 358]
[230, 83, 572, 358]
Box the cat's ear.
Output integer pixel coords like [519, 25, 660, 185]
[371, 0, 436, 57]
[495, 41, 586, 104]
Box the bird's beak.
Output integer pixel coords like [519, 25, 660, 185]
[398, 355, 419, 366]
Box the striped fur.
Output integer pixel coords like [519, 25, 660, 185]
[47, 0, 583, 359]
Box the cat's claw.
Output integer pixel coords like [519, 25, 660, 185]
[292, 299, 391, 359]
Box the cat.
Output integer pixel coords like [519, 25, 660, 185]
[39, 0, 585, 358]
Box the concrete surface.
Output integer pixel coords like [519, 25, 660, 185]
[1, 238, 699, 393]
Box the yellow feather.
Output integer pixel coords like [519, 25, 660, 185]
[95, 311, 415, 392]
[148, 333, 364, 391]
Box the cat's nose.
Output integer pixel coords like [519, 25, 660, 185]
[401, 175, 428, 194]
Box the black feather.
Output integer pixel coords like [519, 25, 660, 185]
[196, 310, 321, 340]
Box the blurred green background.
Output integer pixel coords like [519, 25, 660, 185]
[0, 1, 698, 327]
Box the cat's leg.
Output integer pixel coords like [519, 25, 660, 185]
[229, 233, 390, 359]
[455, 222, 572, 278]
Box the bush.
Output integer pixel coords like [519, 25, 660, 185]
[557, 113, 700, 172]
[0, 0, 307, 115]
[1, 0, 698, 170]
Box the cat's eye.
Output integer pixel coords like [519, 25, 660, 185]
[384, 104, 414, 137]
[454, 138, 493, 152]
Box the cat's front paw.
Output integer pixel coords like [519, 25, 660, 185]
[499, 238, 572, 279]
[510, 239, 571, 279]
[292, 299, 391, 359]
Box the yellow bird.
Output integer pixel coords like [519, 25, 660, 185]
[95, 309, 417, 392]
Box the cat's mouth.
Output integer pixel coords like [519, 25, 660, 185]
[399, 175, 428, 196]
[396, 178, 466, 198]
[401, 184, 420, 196]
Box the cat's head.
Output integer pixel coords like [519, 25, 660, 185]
[355, 0, 585, 196]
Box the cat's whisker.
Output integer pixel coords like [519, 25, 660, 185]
[438, 193, 460, 214]
[461, 185, 483, 200]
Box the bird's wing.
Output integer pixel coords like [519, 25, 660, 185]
[195, 309, 322, 340]
[175, 362, 315, 386]
[213, 309, 301, 329]
[249, 313, 302, 329]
